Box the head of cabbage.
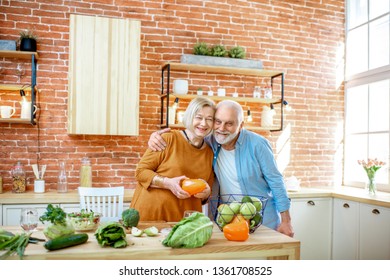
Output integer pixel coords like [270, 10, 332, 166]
[162, 212, 213, 248]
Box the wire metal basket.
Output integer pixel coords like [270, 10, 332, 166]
[209, 194, 268, 233]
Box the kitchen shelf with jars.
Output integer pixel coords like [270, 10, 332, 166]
[0, 50, 38, 125]
[160, 62, 285, 132]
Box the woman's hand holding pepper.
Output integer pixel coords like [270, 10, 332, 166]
[164, 176, 191, 199]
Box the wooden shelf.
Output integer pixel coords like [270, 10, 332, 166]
[0, 50, 39, 59]
[165, 93, 282, 104]
[0, 118, 35, 124]
[163, 62, 283, 77]
[0, 51, 38, 125]
[159, 123, 280, 132]
[160, 62, 285, 132]
[0, 84, 32, 91]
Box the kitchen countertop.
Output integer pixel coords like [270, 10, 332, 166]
[2, 224, 300, 260]
[288, 186, 390, 208]
[1, 186, 389, 208]
[0, 189, 135, 204]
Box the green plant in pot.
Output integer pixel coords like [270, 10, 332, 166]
[19, 29, 38, 52]
[228, 46, 246, 59]
[39, 204, 74, 240]
[193, 42, 210, 56]
[210, 44, 227, 57]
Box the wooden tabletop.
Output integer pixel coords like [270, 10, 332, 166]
[2, 223, 300, 260]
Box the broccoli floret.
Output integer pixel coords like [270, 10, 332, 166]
[121, 208, 140, 228]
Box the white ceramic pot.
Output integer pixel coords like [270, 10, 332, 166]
[173, 79, 188, 95]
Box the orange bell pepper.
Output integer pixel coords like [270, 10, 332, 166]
[231, 214, 249, 226]
[181, 179, 206, 195]
[223, 219, 249, 242]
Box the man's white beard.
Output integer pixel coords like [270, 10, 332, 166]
[214, 130, 239, 145]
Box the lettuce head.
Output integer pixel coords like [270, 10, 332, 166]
[162, 212, 213, 248]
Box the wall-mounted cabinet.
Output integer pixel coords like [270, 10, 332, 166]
[0, 50, 38, 125]
[67, 15, 140, 136]
[160, 62, 285, 132]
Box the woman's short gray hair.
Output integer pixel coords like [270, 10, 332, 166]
[182, 96, 216, 133]
[216, 99, 244, 124]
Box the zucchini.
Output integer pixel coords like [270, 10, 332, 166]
[44, 233, 88, 251]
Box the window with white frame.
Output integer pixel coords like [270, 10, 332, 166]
[344, 0, 390, 192]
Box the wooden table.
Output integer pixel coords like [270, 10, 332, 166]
[2, 224, 300, 260]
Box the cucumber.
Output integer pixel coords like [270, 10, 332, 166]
[44, 233, 89, 251]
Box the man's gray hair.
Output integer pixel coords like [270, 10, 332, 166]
[216, 99, 244, 124]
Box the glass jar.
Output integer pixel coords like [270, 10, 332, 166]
[58, 161, 68, 193]
[11, 161, 26, 193]
[80, 157, 92, 187]
[253, 86, 261, 98]
[263, 85, 273, 99]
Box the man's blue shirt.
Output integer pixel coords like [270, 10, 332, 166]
[206, 128, 291, 229]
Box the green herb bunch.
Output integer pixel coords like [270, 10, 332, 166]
[39, 204, 67, 226]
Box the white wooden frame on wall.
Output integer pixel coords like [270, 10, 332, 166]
[68, 14, 140, 136]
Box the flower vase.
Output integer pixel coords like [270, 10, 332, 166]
[366, 176, 376, 196]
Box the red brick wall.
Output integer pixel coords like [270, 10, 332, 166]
[0, 0, 345, 191]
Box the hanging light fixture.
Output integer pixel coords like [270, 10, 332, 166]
[247, 107, 253, 122]
[172, 97, 179, 110]
[20, 89, 27, 102]
[283, 100, 292, 111]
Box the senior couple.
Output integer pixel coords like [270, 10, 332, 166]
[132, 96, 294, 237]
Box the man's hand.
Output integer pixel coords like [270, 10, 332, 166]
[276, 210, 294, 237]
[148, 128, 170, 151]
[193, 180, 211, 201]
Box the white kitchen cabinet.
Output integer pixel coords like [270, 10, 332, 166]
[332, 198, 359, 259]
[2, 204, 49, 226]
[1, 202, 131, 226]
[290, 197, 332, 260]
[359, 203, 390, 259]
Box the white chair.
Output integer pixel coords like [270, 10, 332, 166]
[78, 186, 124, 222]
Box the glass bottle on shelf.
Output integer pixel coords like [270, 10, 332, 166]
[253, 86, 261, 98]
[80, 157, 92, 187]
[11, 161, 26, 193]
[263, 84, 273, 99]
[57, 161, 68, 193]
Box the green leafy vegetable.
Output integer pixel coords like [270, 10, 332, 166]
[121, 208, 140, 228]
[162, 212, 213, 248]
[0, 232, 31, 260]
[95, 221, 128, 248]
[40, 204, 75, 239]
[39, 204, 67, 226]
[43, 224, 74, 240]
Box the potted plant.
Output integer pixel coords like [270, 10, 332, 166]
[228, 46, 246, 59]
[193, 42, 210, 56]
[181, 43, 263, 69]
[197, 87, 203, 95]
[19, 29, 38, 52]
[210, 44, 227, 57]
